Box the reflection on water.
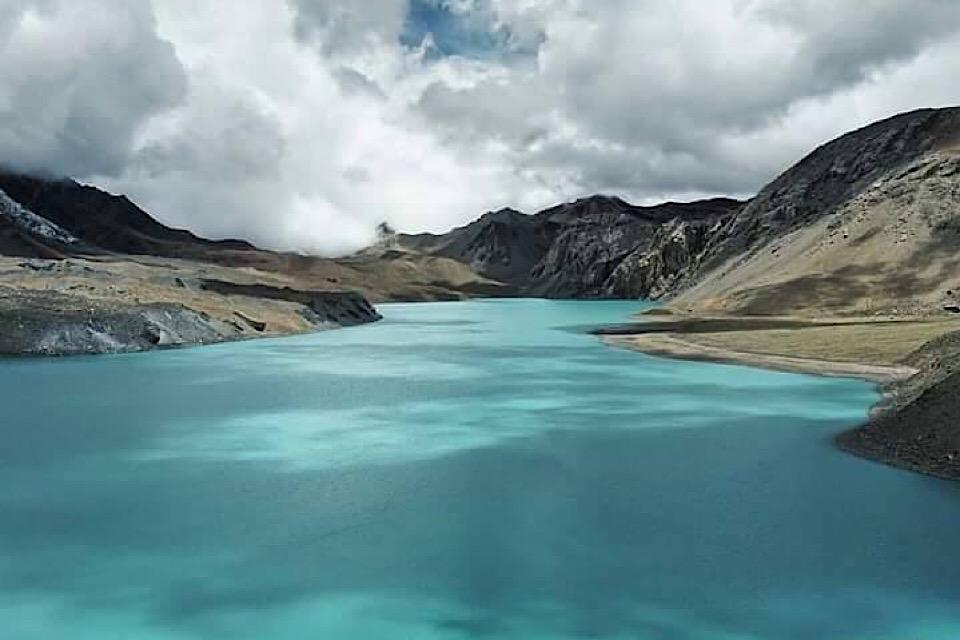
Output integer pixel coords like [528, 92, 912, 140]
[0, 299, 958, 639]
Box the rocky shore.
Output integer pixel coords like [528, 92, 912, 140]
[0, 167, 507, 358]
[584, 107, 960, 480]
[0, 257, 382, 357]
[837, 332, 960, 480]
[602, 311, 960, 480]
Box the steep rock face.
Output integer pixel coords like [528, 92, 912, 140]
[526, 218, 641, 297]
[603, 217, 727, 299]
[402, 196, 741, 299]
[526, 197, 666, 297]
[672, 107, 960, 316]
[401, 208, 554, 287]
[528, 197, 738, 298]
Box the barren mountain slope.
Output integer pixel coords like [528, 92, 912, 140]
[670, 107, 960, 317]
[0, 170, 511, 355]
[0, 171, 507, 305]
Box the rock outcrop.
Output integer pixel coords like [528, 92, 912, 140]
[602, 216, 728, 299]
[837, 329, 960, 480]
[0, 257, 383, 357]
[401, 208, 553, 288]
[0, 289, 231, 356]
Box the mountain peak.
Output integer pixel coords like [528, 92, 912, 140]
[480, 207, 527, 223]
[0, 170, 257, 259]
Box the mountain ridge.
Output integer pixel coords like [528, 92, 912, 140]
[671, 106, 960, 316]
[392, 195, 743, 298]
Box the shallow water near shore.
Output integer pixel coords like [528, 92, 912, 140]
[1, 299, 959, 639]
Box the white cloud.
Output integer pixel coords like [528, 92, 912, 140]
[2, 0, 960, 254]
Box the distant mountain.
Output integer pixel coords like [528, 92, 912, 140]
[400, 207, 553, 287]
[0, 187, 87, 258]
[0, 170, 509, 303]
[672, 107, 960, 316]
[0, 169, 511, 355]
[0, 171, 255, 259]
[397, 195, 742, 299]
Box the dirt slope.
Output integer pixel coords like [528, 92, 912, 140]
[672, 107, 960, 317]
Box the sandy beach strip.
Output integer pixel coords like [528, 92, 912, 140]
[604, 333, 917, 384]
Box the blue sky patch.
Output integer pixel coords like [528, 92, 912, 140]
[400, 0, 539, 60]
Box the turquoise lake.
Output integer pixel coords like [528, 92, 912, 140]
[2, 299, 960, 639]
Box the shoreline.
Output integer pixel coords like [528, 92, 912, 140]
[602, 333, 916, 384]
[600, 319, 960, 481]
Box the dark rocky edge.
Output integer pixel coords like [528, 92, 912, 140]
[0, 169, 386, 357]
[0, 285, 381, 357]
[197, 280, 381, 327]
[838, 331, 960, 480]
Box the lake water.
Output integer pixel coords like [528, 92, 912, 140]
[1, 299, 959, 639]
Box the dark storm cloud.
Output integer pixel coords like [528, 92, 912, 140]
[415, 0, 960, 200]
[763, 0, 960, 91]
[2, 0, 960, 252]
[0, 0, 186, 177]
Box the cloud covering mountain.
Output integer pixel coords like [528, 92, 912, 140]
[3, 0, 960, 254]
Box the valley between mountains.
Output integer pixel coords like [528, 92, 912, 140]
[3, 106, 960, 478]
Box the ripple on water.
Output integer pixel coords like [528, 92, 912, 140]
[0, 300, 958, 639]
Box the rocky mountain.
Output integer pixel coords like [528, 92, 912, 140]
[0, 179, 386, 354]
[402, 207, 552, 287]
[6, 106, 960, 478]
[0, 169, 509, 355]
[0, 170, 256, 259]
[624, 105, 960, 479]
[0, 170, 510, 304]
[0, 188, 87, 258]
[397, 195, 742, 299]
[671, 107, 960, 316]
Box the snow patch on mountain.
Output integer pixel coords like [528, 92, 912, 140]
[0, 188, 80, 245]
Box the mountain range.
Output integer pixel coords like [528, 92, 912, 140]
[3, 106, 960, 478]
[394, 196, 741, 299]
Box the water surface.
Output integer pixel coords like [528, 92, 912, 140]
[1, 299, 959, 639]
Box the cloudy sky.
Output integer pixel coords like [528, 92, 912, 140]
[2, 0, 960, 254]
